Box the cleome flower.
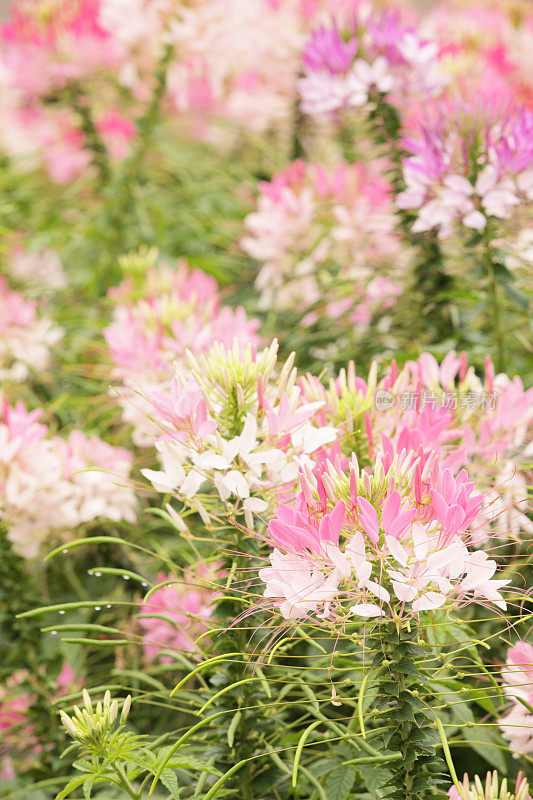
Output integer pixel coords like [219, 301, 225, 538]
[241, 159, 403, 329]
[0, 395, 136, 558]
[448, 771, 531, 800]
[298, 6, 446, 120]
[374, 352, 533, 543]
[257, 451, 510, 622]
[137, 566, 220, 663]
[0, 276, 62, 382]
[397, 100, 533, 238]
[499, 640, 533, 756]
[0, 671, 41, 780]
[104, 256, 259, 445]
[60, 689, 131, 750]
[142, 339, 338, 527]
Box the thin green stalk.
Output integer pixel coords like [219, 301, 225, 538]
[483, 237, 506, 372]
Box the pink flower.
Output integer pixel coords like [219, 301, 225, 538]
[0, 276, 62, 381]
[398, 100, 533, 237]
[0, 672, 41, 780]
[267, 495, 345, 555]
[499, 640, 533, 756]
[448, 772, 531, 800]
[104, 259, 259, 445]
[150, 379, 217, 443]
[242, 159, 402, 326]
[97, 109, 136, 161]
[257, 453, 510, 624]
[138, 568, 219, 662]
[0, 395, 136, 558]
[302, 26, 357, 74]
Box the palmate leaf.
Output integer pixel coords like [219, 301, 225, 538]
[159, 769, 180, 800]
[324, 765, 356, 800]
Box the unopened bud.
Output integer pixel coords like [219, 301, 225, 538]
[121, 695, 132, 723]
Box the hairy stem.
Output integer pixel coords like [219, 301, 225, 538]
[373, 621, 444, 800]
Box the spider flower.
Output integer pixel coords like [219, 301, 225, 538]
[104, 258, 259, 445]
[0, 396, 136, 558]
[298, 7, 446, 119]
[60, 689, 131, 749]
[138, 566, 220, 663]
[241, 159, 403, 326]
[0, 276, 62, 381]
[499, 640, 533, 755]
[378, 352, 533, 543]
[397, 100, 533, 237]
[1, 0, 121, 101]
[142, 339, 338, 527]
[0, 672, 41, 780]
[258, 451, 509, 622]
[449, 771, 531, 800]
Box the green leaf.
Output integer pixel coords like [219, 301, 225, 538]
[55, 776, 87, 800]
[308, 758, 342, 778]
[83, 776, 94, 800]
[159, 769, 180, 799]
[462, 726, 507, 774]
[168, 757, 221, 776]
[324, 766, 356, 800]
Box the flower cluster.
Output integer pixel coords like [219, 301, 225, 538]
[298, 6, 446, 119]
[258, 449, 508, 622]
[0, 276, 62, 381]
[60, 689, 131, 749]
[165, 0, 304, 137]
[241, 159, 403, 326]
[397, 101, 533, 237]
[425, 0, 533, 110]
[142, 339, 338, 528]
[6, 241, 66, 291]
[104, 256, 259, 445]
[138, 565, 219, 663]
[0, 396, 136, 558]
[373, 352, 533, 543]
[0, 672, 41, 780]
[449, 771, 531, 800]
[499, 640, 533, 756]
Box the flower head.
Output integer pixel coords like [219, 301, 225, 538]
[138, 566, 219, 662]
[60, 689, 131, 750]
[449, 772, 531, 800]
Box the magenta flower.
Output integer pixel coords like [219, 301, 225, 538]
[302, 26, 358, 74]
[138, 568, 219, 663]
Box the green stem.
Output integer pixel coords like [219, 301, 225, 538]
[73, 95, 111, 186]
[369, 96, 454, 343]
[484, 237, 505, 372]
[373, 622, 443, 800]
[114, 762, 141, 800]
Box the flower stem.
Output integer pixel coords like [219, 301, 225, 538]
[114, 762, 141, 800]
[372, 621, 444, 800]
[483, 236, 506, 373]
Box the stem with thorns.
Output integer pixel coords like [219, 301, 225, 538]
[372, 621, 446, 800]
